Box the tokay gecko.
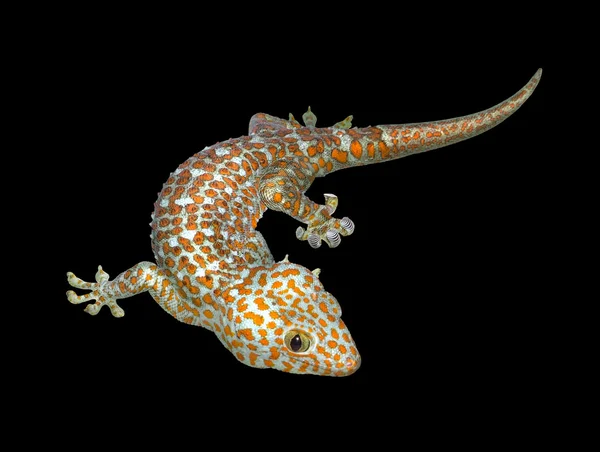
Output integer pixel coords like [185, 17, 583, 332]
[67, 69, 542, 376]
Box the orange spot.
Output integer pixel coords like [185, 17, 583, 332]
[254, 297, 269, 311]
[367, 142, 375, 158]
[210, 180, 226, 190]
[282, 268, 300, 277]
[203, 309, 214, 319]
[243, 311, 264, 326]
[258, 273, 267, 287]
[193, 254, 207, 269]
[328, 340, 338, 349]
[378, 141, 390, 159]
[202, 293, 216, 306]
[238, 328, 255, 341]
[331, 148, 348, 163]
[318, 301, 329, 314]
[350, 140, 362, 159]
[316, 345, 331, 359]
[273, 192, 282, 203]
[249, 352, 259, 366]
[191, 194, 204, 203]
[196, 275, 213, 289]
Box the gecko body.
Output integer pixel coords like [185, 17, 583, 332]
[67, 69, 542, 376]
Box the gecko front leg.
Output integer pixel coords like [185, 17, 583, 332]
[258, 158, 354, 248]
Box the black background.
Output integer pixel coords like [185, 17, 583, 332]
[31, 5, 554, 446]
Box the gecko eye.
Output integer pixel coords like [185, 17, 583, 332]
[284, 330, 312, 353]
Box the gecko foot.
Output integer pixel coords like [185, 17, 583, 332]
[299, 107, 353, 129]
[66, 266, 124, 317]
[295, 194, 355, 248]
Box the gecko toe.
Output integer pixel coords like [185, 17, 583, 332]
[340, 217, 354, 235]
[325, 229, 341, 248]
[307, 233, 322, 249]
[296, 226, 307, 240]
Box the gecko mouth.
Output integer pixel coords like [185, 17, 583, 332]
[309, 353, 362, 376]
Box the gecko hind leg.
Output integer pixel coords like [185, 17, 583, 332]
[259, 159, 355, 250]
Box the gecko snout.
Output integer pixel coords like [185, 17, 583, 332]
[345, 355, 361, 375]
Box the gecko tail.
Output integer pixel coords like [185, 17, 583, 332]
[378, 68, 543, 157]
[330, 68, 543, 171]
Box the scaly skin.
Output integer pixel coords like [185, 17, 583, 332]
[67, 68, 542, 376]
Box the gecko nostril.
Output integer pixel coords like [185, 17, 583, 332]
[345, 355, 361, 374]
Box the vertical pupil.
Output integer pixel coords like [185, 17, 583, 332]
[290, 334, 302, 352]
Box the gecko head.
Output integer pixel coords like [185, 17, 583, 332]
[221, 261, 360, 376]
